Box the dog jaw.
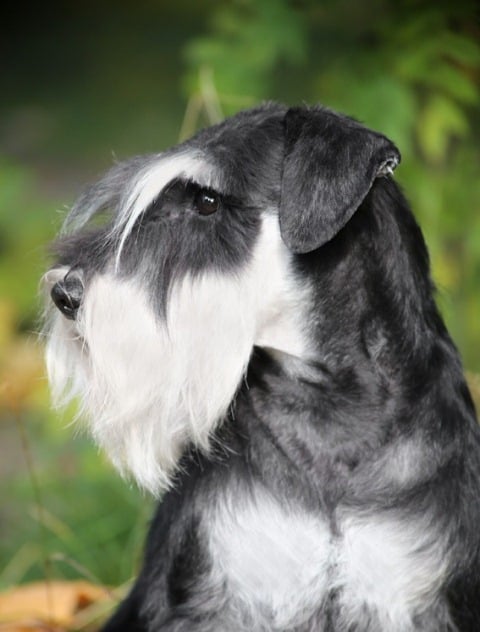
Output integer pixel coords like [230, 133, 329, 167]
[45, 213, 312, 494]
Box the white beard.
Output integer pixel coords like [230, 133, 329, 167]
[45, 214, 312, 494]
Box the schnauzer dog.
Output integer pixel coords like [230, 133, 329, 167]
[44, 103, 480, 631]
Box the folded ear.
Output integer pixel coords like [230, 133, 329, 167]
[279, 106, 401, 253]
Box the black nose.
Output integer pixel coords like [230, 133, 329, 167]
[51, 272, 84, 320]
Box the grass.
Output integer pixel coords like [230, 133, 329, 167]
[1, 397, 153, 592]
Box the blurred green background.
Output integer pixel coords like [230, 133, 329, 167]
[1, 0, 479, 605]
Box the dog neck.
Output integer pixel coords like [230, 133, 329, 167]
[235, 179, 471, 506]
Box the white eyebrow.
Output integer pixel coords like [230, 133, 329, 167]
[113, 151, 215, 270]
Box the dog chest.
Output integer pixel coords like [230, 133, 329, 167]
[208, 491, 333, 629]
[207, 492, 449, 631]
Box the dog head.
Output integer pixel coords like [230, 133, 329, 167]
[43, 103, 400, 494]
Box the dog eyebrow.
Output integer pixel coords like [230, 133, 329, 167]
[165, 177, 221, 197]
[140, 178, 223, 218]
[113, 152, 215, 269]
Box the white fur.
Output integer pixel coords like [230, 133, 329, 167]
[336, 513, 450, 630]
[209, 489, 333, 629]
[45, 214, 312, 494]
[209, 493, 450, 630]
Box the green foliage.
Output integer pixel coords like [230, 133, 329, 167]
[1, 0, 479, 597]
[185, 0, 307, 112]
[1, 424, 150, 589]
[0, 160, 58, 319]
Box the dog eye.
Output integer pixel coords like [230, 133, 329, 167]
[193, 189, 220, 215]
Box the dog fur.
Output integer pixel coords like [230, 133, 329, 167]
[44, 103, 480, 631]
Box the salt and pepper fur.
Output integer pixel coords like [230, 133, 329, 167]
[44, 103, 480, 631]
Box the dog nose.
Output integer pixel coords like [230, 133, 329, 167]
[51, 272, 84, 320]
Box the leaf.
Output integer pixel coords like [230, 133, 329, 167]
[0, 580, 115, 630]
[419, 65, 478, 104]
[393, 26, 480, 104]
[436, 31, 480, 68]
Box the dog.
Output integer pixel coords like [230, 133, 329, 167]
[43, 103, 480, 631]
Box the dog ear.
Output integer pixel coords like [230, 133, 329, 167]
[279, 106, 401, 253]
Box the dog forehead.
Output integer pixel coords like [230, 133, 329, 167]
[189, 103, 286, 197]
[190, 103, 286, 152]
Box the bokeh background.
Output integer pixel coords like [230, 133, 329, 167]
[1, 0, 479, 625]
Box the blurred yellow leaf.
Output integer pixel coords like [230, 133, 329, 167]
[0, 336, 45, 416]
[0, 300, 17, 353]
[0, 580, 114, 631]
